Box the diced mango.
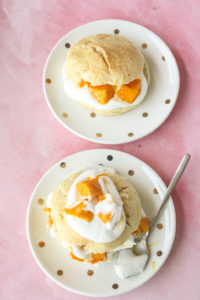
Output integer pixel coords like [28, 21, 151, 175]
[43, 208, 53, 227]
[139, 217, 150, 233]
[116, 79, 141, 103]
[78, 80, 91, 88]
[76, 178, 103, 198]
[63, 202, 94, 222]
[43, 207, 51, 212]
[89, 84, 114, 105]
[48, 214, 53, 227]
[78, 79, 141, 104]
[98, 195, 106, 202]
[133, 229, 141, 237]
[98, 212, 112, 223]
[87, 253, 106, 264]
[133, 217, 150, 236]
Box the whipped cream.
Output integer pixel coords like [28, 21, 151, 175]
[63, 69, 148, 111]
[114, 242, 148, 279]
[65, 167, 126, 242]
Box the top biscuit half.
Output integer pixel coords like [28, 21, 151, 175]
[64, 34, 144, 86]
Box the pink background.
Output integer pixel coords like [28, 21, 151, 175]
[1, 0, 200, 299]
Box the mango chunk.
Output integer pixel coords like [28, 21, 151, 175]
[63, 202, 94, 222]
[116, 79, 141, 103]
[43, 207, 51, 212]
[87, 253, 106, 264]
[43, 207, 53, 227]
[78, 80, 90, 88]
[76, 178, 103, 198]
[98, 195, 106, 202]
[133, 217, 150, 236]
[139, 217, 150, 233]
[89, 84, 114, 105]
[98, 212, 112, 223]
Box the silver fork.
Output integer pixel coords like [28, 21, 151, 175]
[134, 153, 191, 245]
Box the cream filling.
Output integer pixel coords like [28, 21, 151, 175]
[63, 69, 148, 111]
[65, 167, 126, 243]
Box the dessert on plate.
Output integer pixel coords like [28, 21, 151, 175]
[44, 166, 149, 279]
[63, 34, 150, 116]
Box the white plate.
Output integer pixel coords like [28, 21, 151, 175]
[43, 19, 180, 144]
[26, 149, 176, 297]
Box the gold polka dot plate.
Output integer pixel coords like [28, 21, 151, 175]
[26, 149, 176, 297]
[43, 19, 179, 144]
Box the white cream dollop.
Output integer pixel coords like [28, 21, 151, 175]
[65, 167, 126, 243]
[63, 69, 148, 111]
[114, 247, 148, 279]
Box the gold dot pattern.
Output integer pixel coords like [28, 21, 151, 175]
[96, 133, 102, 137]
[46, 78, 51, 84]
[157, 223, 163, 229]
[153, 188, 158, 194]
[142, 43, 147, 49]
[128, 170, 134, 176]
[87, 270, 94, 276]
[112, 283, 119, 289]
[65, 43, 71, 48]
[162, 56, 166, 61]
[60, 162, 66, 168]
[114, 29, 119, 34]
[90, 112, 96, 118]
[128, 132, 134, 137]
[57, 270, 63, 276]
[165, 99, 171, 104]
[38, 241, 45, 248]
[143, 112, 148, 117]
[38, 198, 44, 205]
[62, 113, 68, 118]
[156, 250, 163, 256]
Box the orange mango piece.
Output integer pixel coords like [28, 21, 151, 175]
[63, 202, 94, 222]
[139, 217, 150, 233]
[69, 247, 84, 262]
[98, 195, 106, 202]
[43, 208, 53, 227]
[89, 84, 114, 105]
[133, 217, 150, 236]
[116, 79, 141, 103]
[48, 214, 53, 227]
[88, 253, 106, 264]
[78, 80, 90, 88]
[133, 229, 141, 237]
[43, 207, 51, 212]
[76, 178, 103, 198]
[98, 212, 112, 223]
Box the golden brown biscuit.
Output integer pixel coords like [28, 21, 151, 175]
[50, 171, 142, 253]
[64, 34, 144, 86]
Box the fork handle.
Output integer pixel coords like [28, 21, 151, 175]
[149, 153, 191, 232]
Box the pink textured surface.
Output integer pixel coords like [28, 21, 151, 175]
[1, 0, 200, 299]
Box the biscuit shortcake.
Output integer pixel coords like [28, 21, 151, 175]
[44, 166, 149, 277]
[63, 34, 150, 116]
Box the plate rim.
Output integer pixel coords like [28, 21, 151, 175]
[43, 19, 180, 145]
[26, 149, 176, 297]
